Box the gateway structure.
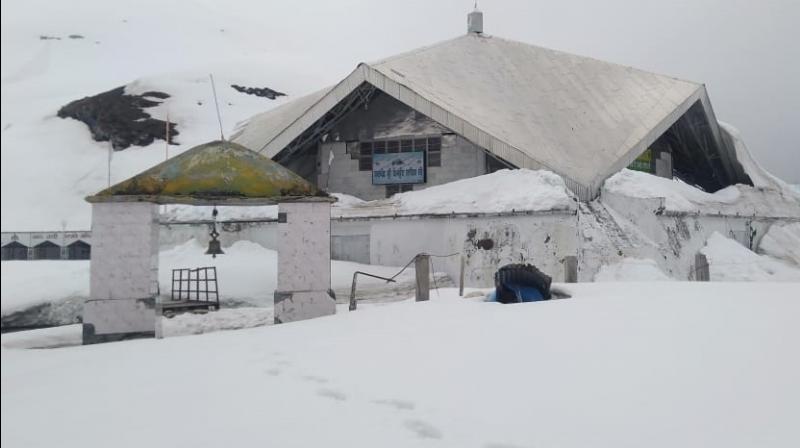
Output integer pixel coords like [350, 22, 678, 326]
[233, 9, 751, 201]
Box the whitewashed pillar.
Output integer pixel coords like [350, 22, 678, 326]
[274, 200, 335, 324]
[83, 202, 159, 344]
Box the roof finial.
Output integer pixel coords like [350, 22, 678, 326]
[468, 4, 483, 34]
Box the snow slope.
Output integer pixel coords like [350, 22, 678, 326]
[701, 232, 800, 281]
[603, 168, 800, 217]
[2, 283, 799, 447]
[0, 0, 332, 232]
[758, 222, 800, 267]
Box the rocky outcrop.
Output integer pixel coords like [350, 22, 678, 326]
[58, 86, 178, 150]
[231, 84, 286, 99]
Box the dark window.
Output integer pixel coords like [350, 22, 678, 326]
[68, 240, 91, 260]
[387, 140, 399, 153]
[428, 137, 442, 167]
[400, 139, 413, 153]
[2, 241, 28, 260]
[347, 141, 360, 160]
[373, 141, 386, 154]
[413, 138, 426, 152]
[358, 142, 373, 171]
[385, 184, 400, 198]
[34, 241, 61, 260]
[385, 184, 414, 198]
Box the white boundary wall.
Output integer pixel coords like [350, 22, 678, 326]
[84, 202, 159, 343]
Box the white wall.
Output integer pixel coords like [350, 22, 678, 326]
[85, 202, 159, 341]
[274, 201, 335, 323]
[321, 134, 488, 201]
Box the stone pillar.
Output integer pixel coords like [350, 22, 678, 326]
[274, 201, 335, 324]
[694, 253, 710, 281]
[415, 254, 430, 301]
[564, 255, 578, 283]
[83, 202, 159, 344]
[655, 151, 673, 179]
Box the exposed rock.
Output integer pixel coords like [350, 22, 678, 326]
[231, 84, 286, 99]
[58, 86, 178, 150]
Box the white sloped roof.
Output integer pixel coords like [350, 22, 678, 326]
[232, 33, 711, 199]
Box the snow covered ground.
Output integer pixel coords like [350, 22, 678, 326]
[595, 257, 673, 282]
[1, 239, 416, 319]
[2, 282, 799, 447]
[702, 232, 800, 282]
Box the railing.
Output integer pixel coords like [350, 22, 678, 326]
[171, 267, 219, 305]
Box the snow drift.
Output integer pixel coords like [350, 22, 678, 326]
[701, 232, 800, 281]
[2, 283, 799, 447]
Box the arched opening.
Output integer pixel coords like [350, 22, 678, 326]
[68, 240, 91, 260]
[2, 241, 29, 260]
[33, 241, 61, 260]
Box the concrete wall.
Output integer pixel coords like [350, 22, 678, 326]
[274, 202, 335, 324]
[159, 221, 277, 251]
[332, 212, 579, 287]
[84, 202, 159, 343]
[302, 92, 490, 200]
[320, 133, 487, 200]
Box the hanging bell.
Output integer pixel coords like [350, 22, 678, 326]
[205, 225, 224, 258]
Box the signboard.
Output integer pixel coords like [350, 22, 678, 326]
[372, 152, 425, 185]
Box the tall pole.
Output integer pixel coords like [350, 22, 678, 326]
[107, 143, 112, 187]
[209, 74, 225, 140]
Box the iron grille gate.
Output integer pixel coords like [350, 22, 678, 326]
[171, 267, 219, 306]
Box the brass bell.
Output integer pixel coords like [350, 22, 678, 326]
[205, 224, 224, 258]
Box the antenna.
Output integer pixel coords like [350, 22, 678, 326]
[209, 74, 225, 140]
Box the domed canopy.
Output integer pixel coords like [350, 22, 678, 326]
[86, 140, 329, 205]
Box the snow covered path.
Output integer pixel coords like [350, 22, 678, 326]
[2, 283, 798, 448]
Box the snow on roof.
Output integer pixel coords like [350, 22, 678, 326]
[332, 169, 575, 218]
[603, 169, 800, 217]
[232, 33, 710, 199]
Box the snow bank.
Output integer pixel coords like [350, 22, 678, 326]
[758, 222, 800, 266]
[335, 169, 574, 218]
[603, 169, 800, 217]
[718, 121, 798, 194]
[604, 169, 740, 211]
[701, 232, 800, 281]
[0, 260, 89, 315]
[595, 258, 672, 282]
[2, 283, 799, 447]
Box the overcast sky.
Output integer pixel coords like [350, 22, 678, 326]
[234, 0, 798, 182]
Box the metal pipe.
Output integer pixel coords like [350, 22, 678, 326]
[349, 271, 396, 311]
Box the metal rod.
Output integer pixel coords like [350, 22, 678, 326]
[349, 271, 397, 311]
[209, 74, 225, 140]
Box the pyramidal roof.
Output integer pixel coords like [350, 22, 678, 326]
[232, 33, 726, 199]
[87, 140, 327, 205]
